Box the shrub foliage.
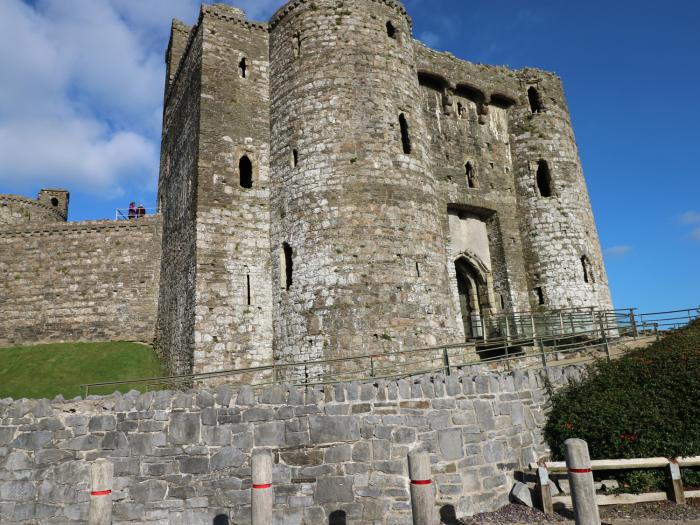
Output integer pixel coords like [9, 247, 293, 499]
[544, 319, 700, 491]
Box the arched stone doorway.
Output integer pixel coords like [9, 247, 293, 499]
[454, 255, 491, 339]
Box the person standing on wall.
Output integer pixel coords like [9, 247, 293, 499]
[136, 203, 146, 218]
[128, 202, 136, 219]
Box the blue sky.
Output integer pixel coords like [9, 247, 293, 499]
[1, 0, 698, 313]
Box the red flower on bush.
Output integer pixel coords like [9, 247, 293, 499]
[564, 420, 574, 430]
[619, 432, 637, 443]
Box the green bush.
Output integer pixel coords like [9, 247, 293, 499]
[544, 319, 700, 492]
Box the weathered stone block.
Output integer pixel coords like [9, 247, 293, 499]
[314, 476, 354, 504]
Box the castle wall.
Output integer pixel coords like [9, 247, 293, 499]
[193, 6, 274, 375]
[0, 365, 586, 524]
[154, 18, 203, 375]
[268, 0, 460, 370]
[0, 195, 65, 226]
[509, 70, 613, 310]
[414, 45, 533, 322]
[0, 217, 161, 347]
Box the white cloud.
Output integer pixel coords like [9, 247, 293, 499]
[690, 228, 700, 243]
[0, 0, 163, 196]
[605, 245, 632, 257]
[680, 211, 700, 225]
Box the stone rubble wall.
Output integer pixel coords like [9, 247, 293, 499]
[0, 217, 162, 347]
[0, 365, 585, 524]
[0, 195, 65, 226]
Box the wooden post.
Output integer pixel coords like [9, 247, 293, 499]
[89, 458, 113, 525]
[538, 339, 547, 368]
[251, 450, 273, 525]
[598, 314, 611, 361]
[537, 466, 554, 514]
[630, 309, 639, 338]
[564, 438, 601, 525]
[668, 461, 685, 505]
[408, 451, 436, 525]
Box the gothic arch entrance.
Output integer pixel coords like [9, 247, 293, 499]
[455, 256, 490, 339]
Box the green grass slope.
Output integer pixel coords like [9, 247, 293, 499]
[0, 341, 166, 399]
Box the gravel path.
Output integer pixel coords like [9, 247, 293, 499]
[457, 500, 700, 524]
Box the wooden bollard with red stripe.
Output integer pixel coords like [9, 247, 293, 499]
[564, 438, 601, 525]
[89, 458, 113, 525]
[408, 450, 436, 525]
[251, 450, 273, 525]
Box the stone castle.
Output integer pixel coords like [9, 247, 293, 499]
[0, 0, 612, 378]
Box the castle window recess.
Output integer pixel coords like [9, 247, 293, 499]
[246, 274, 251, 305]
[50, 197, 59, 207]
[528, 86, 543, 114]
[465, 162, 476, 188]
[239, 155, 253, 188]
[535, 287, 545, 305]
[291, 148, 299, 168]
[293, 33, 301, 58]
[581, 255, 594, 284]
[281, 242, 293, 291]
[536, 160, 552, 197]
[239, 57, 247, 79]
[386, 21, 397, 39]
[399, 113, 411, 154]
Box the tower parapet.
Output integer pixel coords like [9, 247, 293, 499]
[0, 188, 68, 226]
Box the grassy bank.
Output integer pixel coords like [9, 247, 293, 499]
[0, 341, 166, 399]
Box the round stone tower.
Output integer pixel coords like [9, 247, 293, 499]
[509, 70, 612, 311]
[269, 0, 459, 366]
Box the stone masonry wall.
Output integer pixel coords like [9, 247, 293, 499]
[0, 195, 65, 226]
[193, 5, 274, 375]
[0, 365, 586, 524]
[0, 217, 162, 347]
[268, 0, 461, 371]
[154, 17, 203, 375]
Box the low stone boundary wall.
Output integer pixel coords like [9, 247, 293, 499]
[0, 365, 585, 524]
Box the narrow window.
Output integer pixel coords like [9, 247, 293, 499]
[415, 262, 421, 277]
[386, 21, 396, 39]
[528, 86, 543, 113]
[238, 57, 247, 78]
[500, 294, 505, 310]
[457, 102, 465, 118]
[536, 287, 545, 305]
[291, 148, 299, 167]
[281, 242, 293, 290]
[246, 273, 251, 305]
[581, 255, 594, 284]
[536, 160, 552, 197]
[50, 197, 59, 207]
[239, 155, 253, 188]
[293, 33, 301, 57]
[465, 162, 476, 188]
[399, 113, 411, 154]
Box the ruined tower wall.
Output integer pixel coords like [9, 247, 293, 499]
[0, 194, 66, 225]
[268, 0, 460, 368]
[509, 71, 613, 310]
[0, 217, 161, 347]
[155, 20, 203, 375]
[192, 5, 274, 374]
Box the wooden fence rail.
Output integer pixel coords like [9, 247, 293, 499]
[529, 456, 700, 511]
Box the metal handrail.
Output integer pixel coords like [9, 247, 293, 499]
[115, 207, 159, 220]
[80, 307, 696, 397]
